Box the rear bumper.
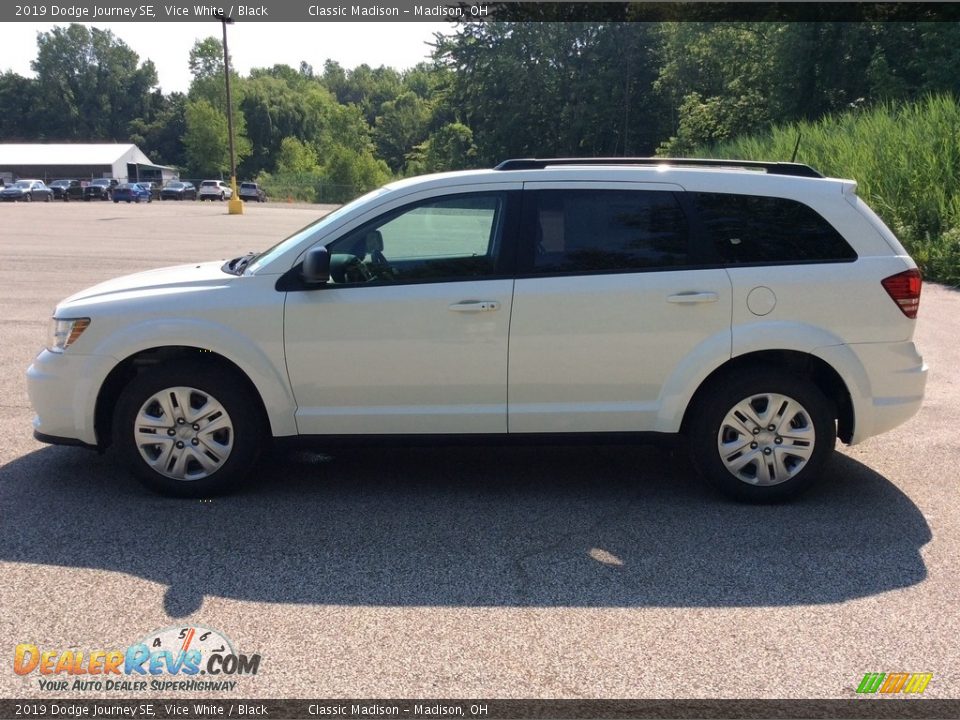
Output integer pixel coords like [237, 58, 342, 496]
[815, 341, 927, 445]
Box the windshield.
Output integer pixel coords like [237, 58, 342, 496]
[166, 182, 183, 189]
[245, 188, 389, 274]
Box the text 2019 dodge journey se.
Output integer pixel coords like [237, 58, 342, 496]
[27, 158, 927, 501]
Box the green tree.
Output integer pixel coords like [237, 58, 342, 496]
[409, 122, 477, 173]
[323, 146, 392, 201]
[435, 22, 665, 163]
[275, 137, 320, 174]
[183, 97, 250, 177]
[374, 91, 432, 172]
[0, 72, 40, 140]
[322, 61, 403, 125]
[128, 91, 188, 168]
[30, 24, 158, 140]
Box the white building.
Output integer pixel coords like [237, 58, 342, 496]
[0, 143, 176, 184]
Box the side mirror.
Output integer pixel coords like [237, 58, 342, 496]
[302, 246, 330, 285]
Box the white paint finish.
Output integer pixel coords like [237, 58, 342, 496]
[284, 280, 514, 434]
[508, 269, 732, 432]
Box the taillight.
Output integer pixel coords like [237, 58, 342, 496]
[881, 269, 922, 318]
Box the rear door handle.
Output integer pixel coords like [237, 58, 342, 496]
[448, 300, 501, 313]
[667, 292, 719, 304]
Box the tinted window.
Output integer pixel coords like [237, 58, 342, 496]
[692, 193, 856, 264]
[326, 193, 505, 284]
[531, 190, 688, 273]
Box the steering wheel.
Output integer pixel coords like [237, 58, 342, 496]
[342, 255, 373, 283]
[368, 248, 399, 281]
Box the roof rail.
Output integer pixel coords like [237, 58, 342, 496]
[494, 157, 824, 178]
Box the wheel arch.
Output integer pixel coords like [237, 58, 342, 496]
[94, 346, 272, 451]
[680, 350, 854, 443]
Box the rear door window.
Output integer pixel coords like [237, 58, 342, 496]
[526, 189, 690, 274]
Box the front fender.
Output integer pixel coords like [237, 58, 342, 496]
[90, 318, 297, 438]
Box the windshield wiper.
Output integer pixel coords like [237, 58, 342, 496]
[222, 252, 258, 276]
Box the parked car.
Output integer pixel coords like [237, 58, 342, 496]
[160, 181, 197, 201]
[26, 158, 927, 501]
[0, 179, 54, 202]
[238, 181, 267, 203]
[135, 181, 161, 200]
[112, 183, 152, 203]
[49, 179, 84, 202]
[198, 180, 233, 201]
[84, 178, 117, 201]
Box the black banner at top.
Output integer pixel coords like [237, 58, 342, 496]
[3, 2, 960, 23]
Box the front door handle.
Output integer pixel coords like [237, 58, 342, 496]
[448, 300, 501, 313]
[667, 292, 719, 304]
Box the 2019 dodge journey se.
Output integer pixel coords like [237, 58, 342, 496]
[27, 158, 927, 501]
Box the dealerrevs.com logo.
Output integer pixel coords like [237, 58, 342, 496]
[13, 626, 261, 692]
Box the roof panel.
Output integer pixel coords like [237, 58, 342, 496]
[0, 143, 151, 166]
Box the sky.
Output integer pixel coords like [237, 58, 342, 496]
[3, 22, 453, 93]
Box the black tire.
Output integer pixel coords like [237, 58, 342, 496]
[687, 369, 836, 502]
[219, 192, 225, 201]
[44, 193, 51, 202]
[25, 193, 32, 202]
[113, 362, 265, 497]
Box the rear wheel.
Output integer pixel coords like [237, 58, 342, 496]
[114, 363, 264, 497]
[688, 369, 836, 502]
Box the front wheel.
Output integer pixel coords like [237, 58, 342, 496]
[113, 363, 264, 497]
[687, 370, 836, 502]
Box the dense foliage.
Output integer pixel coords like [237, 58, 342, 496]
[1, 20, 959, 279]
[694, 95, 960, 286]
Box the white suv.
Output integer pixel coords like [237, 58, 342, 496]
[27, 158, 927, 501]
[198, 180, 232, 201]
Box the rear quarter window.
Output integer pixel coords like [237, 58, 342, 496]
[692, 192, 857, 264]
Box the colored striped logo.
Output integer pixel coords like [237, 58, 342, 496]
[857, 672, 932, 694]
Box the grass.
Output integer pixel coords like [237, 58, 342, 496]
[694, 94, 960, 286]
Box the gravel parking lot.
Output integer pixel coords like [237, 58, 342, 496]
[1, 202, 958, 703]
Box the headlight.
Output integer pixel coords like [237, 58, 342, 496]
[49, 317, 90, 353]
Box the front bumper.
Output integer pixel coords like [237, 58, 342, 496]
[27, 349, 115, 447]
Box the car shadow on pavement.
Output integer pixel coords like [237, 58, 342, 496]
[0, 443, 930, 616]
